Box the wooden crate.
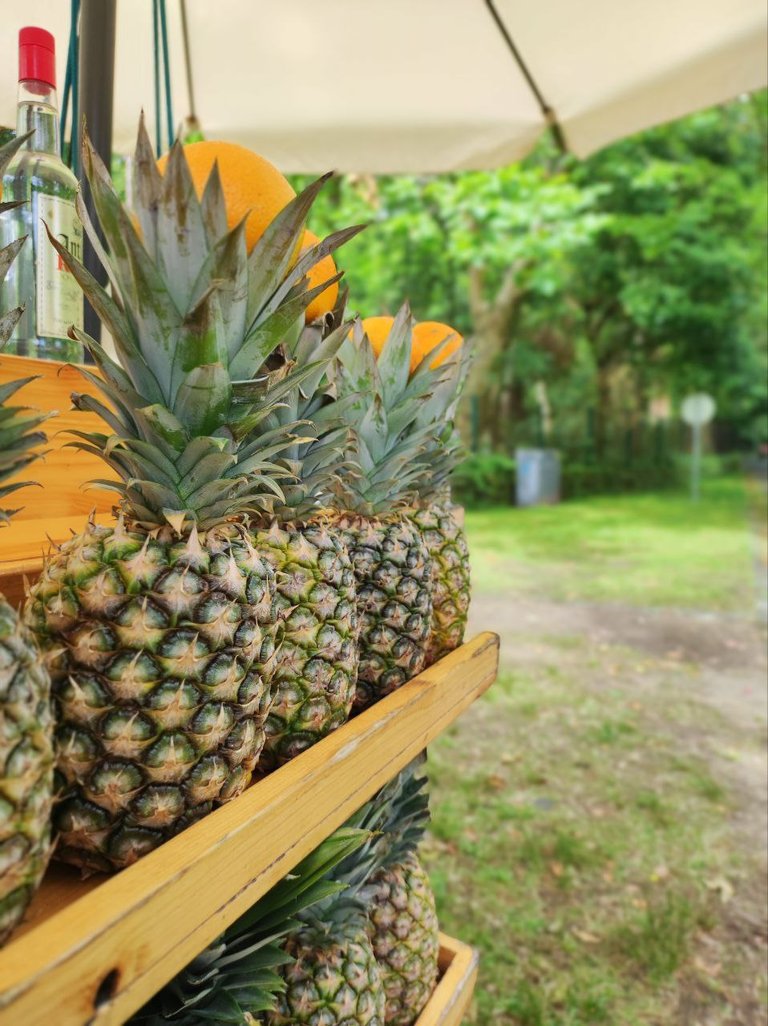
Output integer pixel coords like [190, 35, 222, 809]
[0, 353, 115, 606]
[0, 633, 498, 1025]
[419, 934, 479, 1026]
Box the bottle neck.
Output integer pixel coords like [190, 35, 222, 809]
[16, 79, 60, 156]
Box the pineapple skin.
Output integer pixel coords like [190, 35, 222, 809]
[25, 519, 278, 872]
[333, 513, 433, 713]
[254, 521, 358, 770]
[366, 854, 439, 1026]
[410, 503, 470, 666]
[0, 595, 54, 943]
[268, 918, 386, 1026]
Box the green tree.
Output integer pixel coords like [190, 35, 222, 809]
[297, 90, 767, 460]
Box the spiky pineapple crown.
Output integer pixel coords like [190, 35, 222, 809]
[0, 132, 48, 525]
[335, 756, 431, 890]
[252, 288, 360, 525]
[333, 303, 469, 515]
[49, 117, 361, 534]
[130, 827, 370, 1025]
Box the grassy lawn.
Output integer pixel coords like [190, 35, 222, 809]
[465, 477, 754, 610]
[425, 476, 766, 1025]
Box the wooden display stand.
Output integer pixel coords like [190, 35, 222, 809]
[0, 356, 499, 1025]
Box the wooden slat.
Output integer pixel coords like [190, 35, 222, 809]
[0, 352, 115, 537]
[418, 934, 479, 1026]
[0, 632, 498, 1026]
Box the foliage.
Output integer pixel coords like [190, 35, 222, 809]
[452, 452, 516, 507]
[294, 91, 767, 465]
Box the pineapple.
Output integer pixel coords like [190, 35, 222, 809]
[0, 133, 54, 943]
[366, 855, 438, 1026]
[410, 501, 469, 665]
[352, 314, 471, 667]
[265, 766, 434, 1026]
[408, 340, 471, 664]
[25, 120, 350, 872]
[251, 301, 361, 771]
[268, 901, 385, 1026]
[351, 760, 440, 1026]
[332, 306, 440, 712]
[130, 826, 371, 1024]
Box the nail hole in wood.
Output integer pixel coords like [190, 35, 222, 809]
[94, 968, 120, 1008]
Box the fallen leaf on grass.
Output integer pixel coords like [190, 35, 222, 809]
[693, 956, 722, 978]
[571, 928, 600, 944]
[705, 876, 734, 903]
[486, 773, 506, 791]
[549, 861, 564, 878]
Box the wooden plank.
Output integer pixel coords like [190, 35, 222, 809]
[0, 632, 498, 1026]
[0, 354, 116, 522]
[417, 933, 479, 1026]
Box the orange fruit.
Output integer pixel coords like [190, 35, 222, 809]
[301, 231, 339, 322]
[156, 140, 295, 252]
[356, 316, 395, 358]
[410, 321, 463, 374]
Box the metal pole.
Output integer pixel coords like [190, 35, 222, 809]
[691, 423, 702, 502]
[77, 0, 116, 343]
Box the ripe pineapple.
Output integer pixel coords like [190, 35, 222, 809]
[350, 760, 440, 1026]
[410, 501, 469, 665]
[130, 826, 371, 1024]
[269, 901, 385, 1026]
[266, 765, 437, 1026]
[0, 133, 54, 942]
[332, 306, 440, 711]
[25, 120, 348, 872]
[357, 314, 472, 666]
[252, 303, 361, 771]
[408, 325, 471, 665]
[366, 854, 439, 1026]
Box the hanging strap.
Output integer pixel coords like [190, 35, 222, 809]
[61, 0, 81, 172]
[152, 0, 175, 154]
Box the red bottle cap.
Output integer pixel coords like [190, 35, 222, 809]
[19, 27, 56, 89]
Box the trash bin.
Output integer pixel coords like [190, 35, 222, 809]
[515, 448, 561, 507]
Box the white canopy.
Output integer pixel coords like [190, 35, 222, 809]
[1, 0, 766, 172]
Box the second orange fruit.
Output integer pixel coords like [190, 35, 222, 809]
[358, 316, 463, 374]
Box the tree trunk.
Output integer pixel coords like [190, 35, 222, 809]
[460, 263, 527, 447]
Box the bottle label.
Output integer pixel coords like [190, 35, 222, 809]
[34, 193, 84, 341]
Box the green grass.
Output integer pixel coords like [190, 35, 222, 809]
[425, 668, 732, 1025]
[465, 476, 752, 609]
[423, 475, 765, 1024]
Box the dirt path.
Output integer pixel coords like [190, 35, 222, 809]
[466, 588, 768, 1022]
[468, 593, 768, 858]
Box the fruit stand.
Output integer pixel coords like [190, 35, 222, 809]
[1, 351, 498, 1026]
[0, 102, 496, 1023]
[0, 628, 495, 1025]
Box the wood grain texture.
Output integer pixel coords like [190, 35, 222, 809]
[0, 354, 116, 570]
[0, 633, 498, 1026]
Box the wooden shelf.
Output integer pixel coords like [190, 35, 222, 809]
[420, 934, 479, 1026]
[0, 632, 498, 1026]
[420, 939, 479, 1026]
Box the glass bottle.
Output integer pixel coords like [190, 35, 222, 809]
[0, 26, 83, 362]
